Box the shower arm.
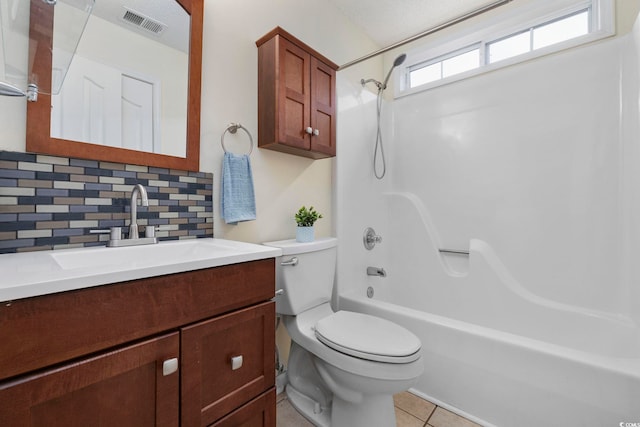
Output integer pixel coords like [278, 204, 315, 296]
[361, 78, 383, 90]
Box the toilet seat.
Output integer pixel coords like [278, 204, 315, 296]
[314, 311, 421, 364]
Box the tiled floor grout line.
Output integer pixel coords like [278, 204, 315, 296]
[423, 403, 436, 424]
[277, 390, 479, 427]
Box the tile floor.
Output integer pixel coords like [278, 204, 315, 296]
[276, 390, 481, 427]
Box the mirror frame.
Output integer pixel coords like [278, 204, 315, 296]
[26, 0, 202, 171]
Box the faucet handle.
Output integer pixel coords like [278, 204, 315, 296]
[363, 227, 382, 250]
[145, 226, 155, 238]
[145, 225, 171, 238]
[90, 227, 122, 241]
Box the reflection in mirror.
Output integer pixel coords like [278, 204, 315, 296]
[26, 0, 203, 172]
[0, 0, 31, 95]
[0, 0, 93, 98]
[51, 0, 190, 157]
[48, 0, 94, 96]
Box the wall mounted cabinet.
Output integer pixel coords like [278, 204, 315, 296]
[256, 27, 338, 159]
[0, 260, 276, 427]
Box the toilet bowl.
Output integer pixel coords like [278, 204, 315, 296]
[264, 238, 424, 427]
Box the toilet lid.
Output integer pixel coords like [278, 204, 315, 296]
[314, 311, 421, 364]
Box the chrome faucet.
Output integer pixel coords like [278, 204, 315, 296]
[90, 183, 157, 247]
[129, 184, 149, 239]
[367, 266, 387, 277]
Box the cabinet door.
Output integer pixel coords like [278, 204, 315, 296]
[278, 37, 311, 151]
[209, 389, 276, 427]
[181, 302, 275, 427]
[0, 332, 180, 427]
[310, 56, 336, 157]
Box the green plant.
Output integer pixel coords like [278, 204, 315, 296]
[295, 205, 323, 227]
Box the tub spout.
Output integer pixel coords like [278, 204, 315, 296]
[367, 266, 387, 277]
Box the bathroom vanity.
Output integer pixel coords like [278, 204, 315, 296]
[0, 239, 280, 427]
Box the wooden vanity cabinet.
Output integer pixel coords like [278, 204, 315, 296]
[181, 302, 275, 426]
[257, 27, 338, 159]
[0, 259, 276, 427]
[0, 333, 180, 427]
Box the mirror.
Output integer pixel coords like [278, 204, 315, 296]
[26, 0, 203, 171]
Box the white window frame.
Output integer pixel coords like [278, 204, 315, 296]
[396, 0, 615, 98]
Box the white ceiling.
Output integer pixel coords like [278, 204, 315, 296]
[90, 0, 189, 52]
[327, 0, 508, 47]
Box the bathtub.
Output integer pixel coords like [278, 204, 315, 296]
[339, 284, 640, 427]
[335, 191, 640, 425]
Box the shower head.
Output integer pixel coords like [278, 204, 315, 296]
[382, 53, 407, 90]
[393, 53, 408, 67]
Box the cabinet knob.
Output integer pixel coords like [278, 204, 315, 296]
[162, 358, 178, 376]
[313, 129, 320, 136]
[305, 127, 313, 135]
[231, 355, 243, 370]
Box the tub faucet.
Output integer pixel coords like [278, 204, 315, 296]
[367, 266, 387, 277]
[129, 184, 149, 239]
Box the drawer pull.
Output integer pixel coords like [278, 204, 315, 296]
[231, 355, 243, 370]
[162, 358, 178, 376]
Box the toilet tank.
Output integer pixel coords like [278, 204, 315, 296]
[263, 237, 337, 315]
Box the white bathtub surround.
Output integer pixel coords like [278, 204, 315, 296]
[335, 9, 640, 427]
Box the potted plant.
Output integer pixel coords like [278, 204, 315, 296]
[295, 205, 323, 242]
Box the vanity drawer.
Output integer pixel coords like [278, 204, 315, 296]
[209, 388, 276, 427]
[0, 332, 180, 427]
[181, 301, 275, 427]
[0, 259, 275, 381]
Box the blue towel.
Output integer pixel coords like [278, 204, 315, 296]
[221, 152, 256, 224]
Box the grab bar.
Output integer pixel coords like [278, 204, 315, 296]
[439, 249, 470, 255]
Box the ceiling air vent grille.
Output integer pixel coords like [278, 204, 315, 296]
[121, 8, 166, 35]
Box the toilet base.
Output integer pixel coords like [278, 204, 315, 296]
[287, 383, 397, 427]
[332, 393, 396, 427]
[286, 384, 331, 427]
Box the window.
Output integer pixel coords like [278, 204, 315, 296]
[487, 9, 590, 64]
[399, 0, 613, 95]
[409, 46, 480, 87]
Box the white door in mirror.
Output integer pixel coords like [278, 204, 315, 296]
[51, 55, 156, 151]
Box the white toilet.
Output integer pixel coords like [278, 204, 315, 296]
[263, 237, 423, 427]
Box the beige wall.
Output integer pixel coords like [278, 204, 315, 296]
[200, 0, 376, 243]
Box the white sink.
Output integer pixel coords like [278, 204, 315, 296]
[0, 238, 282, 302]
[51, 239, 244, 270]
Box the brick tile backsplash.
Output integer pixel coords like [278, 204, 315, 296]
[0, 151, 213, 253]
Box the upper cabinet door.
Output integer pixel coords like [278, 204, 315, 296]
[257, 27, 338, 159]
[279, 38, 312, 151]
[310, 56, 336, 157]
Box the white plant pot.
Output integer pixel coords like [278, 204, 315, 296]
[296, 226, 314, 243]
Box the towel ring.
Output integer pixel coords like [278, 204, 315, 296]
[221, 123, 254, 156]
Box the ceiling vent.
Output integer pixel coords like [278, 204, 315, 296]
[121, 8, 166, 35]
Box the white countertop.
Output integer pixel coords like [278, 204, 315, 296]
[0, 238, 282, 302]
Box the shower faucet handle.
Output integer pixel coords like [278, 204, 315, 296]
[363, 227, 382, 250]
